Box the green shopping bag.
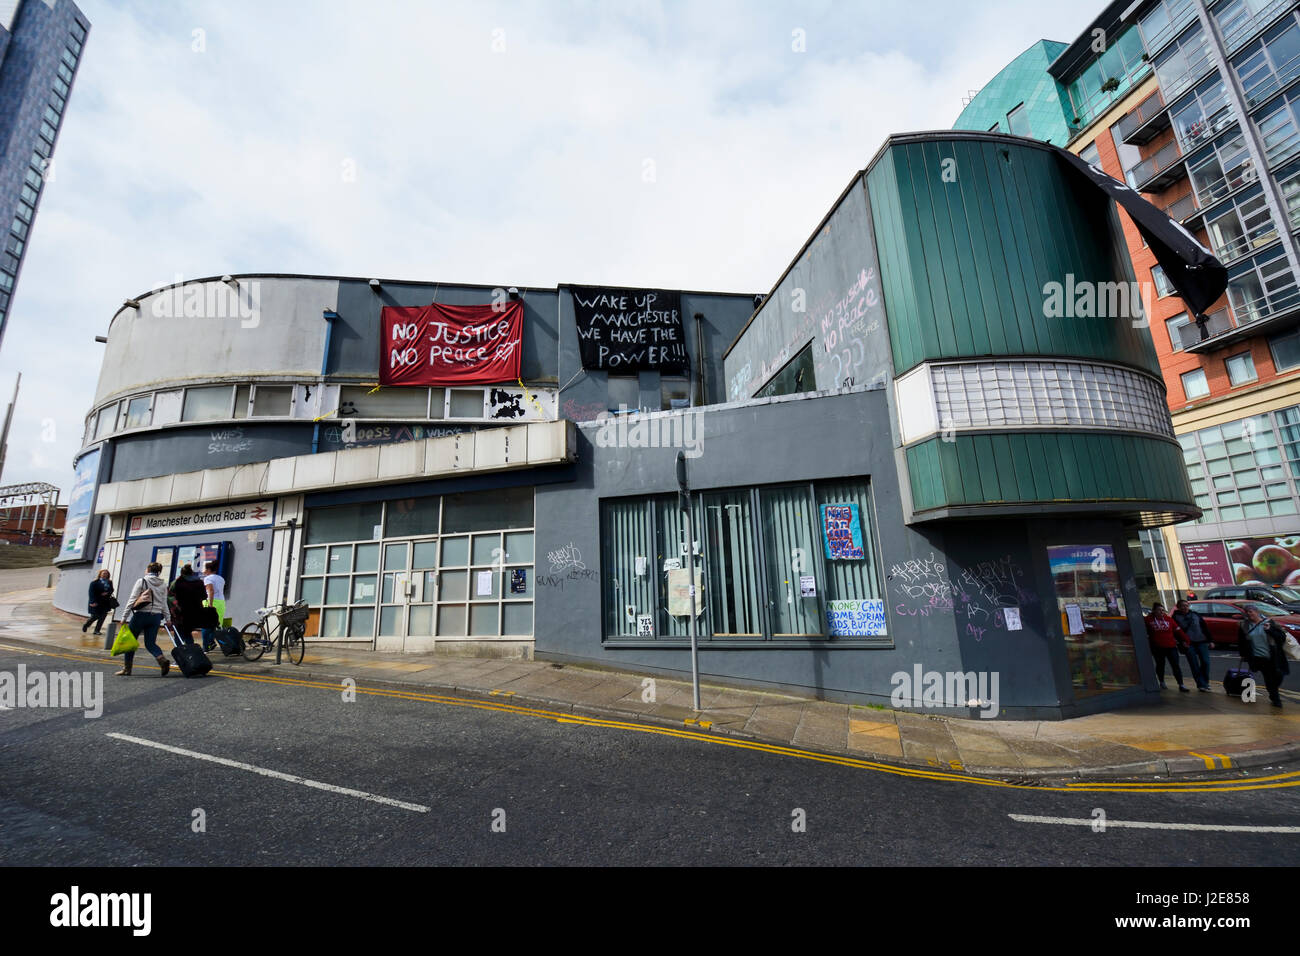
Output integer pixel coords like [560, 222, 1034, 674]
[110, 621, 139, 656]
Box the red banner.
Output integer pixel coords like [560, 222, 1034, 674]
[380, 301, 523, 386]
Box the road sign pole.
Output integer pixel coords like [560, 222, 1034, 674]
[677, 452, 701, 712]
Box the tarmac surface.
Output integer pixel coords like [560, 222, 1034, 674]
[17, 566, 1300, 781]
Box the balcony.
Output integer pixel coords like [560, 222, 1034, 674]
[1218, 0, 1298, 55]
[1128, 139, 1188, 191]
[1186, 286, 1300, 352]
[1175, 103, 1236, 153]
[1163, 192, 1199, 221]
[1117, 91, 1171, 145]
[1174, 308, 1233, 349]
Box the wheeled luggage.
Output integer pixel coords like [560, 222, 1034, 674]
[166, 621, 212, 678]
[1224, 665, 1253, 696]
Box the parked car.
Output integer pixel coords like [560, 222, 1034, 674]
[1187, 600, 1300, 649]
[1204, 585, 1300, 613]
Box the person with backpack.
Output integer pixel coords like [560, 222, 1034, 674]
[1237, 604, 1290, 708]
[115, 562, 171, 677]
[81, 569, 115, 636]
[1145, 602, 1190, 692]
[1173, 599, 1213, 692]
[168, 563, 207, 645]
[202, 561, 227, 652]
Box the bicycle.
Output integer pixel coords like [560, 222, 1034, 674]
[241, 599, 308, 665]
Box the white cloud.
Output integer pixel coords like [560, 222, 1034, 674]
[0, 0, 1099, 495]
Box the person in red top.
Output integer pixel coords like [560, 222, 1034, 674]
[1145, 602, 1190, 692]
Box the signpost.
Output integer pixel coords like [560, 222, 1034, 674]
[676, 451, 701, 712]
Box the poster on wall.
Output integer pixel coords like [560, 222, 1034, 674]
[379, 301, 523, 386]
[821, 503, 865, 560]
[667, 568, 704, 616]
[58, 447, 101, 561]
[826, 599, 887, 637]
[1183, 534, 1300, 589]
[569, 286, 688, 373]
[1047, 543, 1140, 699]
[1181, 541, 1233, 590]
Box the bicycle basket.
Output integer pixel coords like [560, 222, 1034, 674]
[279, 601, 310, 626]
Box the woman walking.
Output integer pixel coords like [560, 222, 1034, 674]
[116, 562, 171, 677]
[82, 569, 114, 635]
[1238, 604, 1290, 708]
[168, 563, 207, 644]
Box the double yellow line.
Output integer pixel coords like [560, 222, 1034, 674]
[5, 641, 1298, 795]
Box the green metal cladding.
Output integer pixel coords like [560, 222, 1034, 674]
[866, 135, 1163, 379]
[953, 40, 1073, 144]
[906, 433, 1195, 515]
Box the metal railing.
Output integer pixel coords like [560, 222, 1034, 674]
[1175, 102, 1236, 152]
[1163, 192, 1199, 220]
[1175, 308, 1233, 348]
[1228, 279, 1300, 328]
[1218, 0, 1296, 55]
[1128, 139, 1185, 188]
[1116, 90, 1167, 142]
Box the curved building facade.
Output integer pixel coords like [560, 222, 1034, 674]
[65, 130, 1196, 718]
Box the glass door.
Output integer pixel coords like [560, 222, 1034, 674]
[377, 538, 438, 652]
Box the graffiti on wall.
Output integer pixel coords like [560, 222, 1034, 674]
[887, 552, 1035, 641]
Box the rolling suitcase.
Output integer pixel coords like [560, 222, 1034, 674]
[1224, 664, 1253, 696]
[166, 621, 212, 678]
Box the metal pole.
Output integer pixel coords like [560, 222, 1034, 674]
[677, 451, 700, 712]
[276, 516, 297, 665]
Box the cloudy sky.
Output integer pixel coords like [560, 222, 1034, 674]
[4, 0, 1096, 496]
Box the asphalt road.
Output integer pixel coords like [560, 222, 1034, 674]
[2, 644, 1300, 867]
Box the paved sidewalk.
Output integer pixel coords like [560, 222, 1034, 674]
[12, 571, 1300, 780]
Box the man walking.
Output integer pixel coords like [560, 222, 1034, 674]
[1173, 599, 1212, 692]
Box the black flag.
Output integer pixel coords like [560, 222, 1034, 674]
[1053, 145, 1227, 318]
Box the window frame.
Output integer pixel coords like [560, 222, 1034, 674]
[600, 478, 886, 645]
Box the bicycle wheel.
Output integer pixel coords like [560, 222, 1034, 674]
[283, 623, 306, 665]
[241, 622, 267, 661]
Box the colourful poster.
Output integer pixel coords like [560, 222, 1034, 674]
[821, 503, 865, 560]
[58, 448, 101, 561]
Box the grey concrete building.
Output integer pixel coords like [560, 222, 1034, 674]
[63, 130, 1201, 719]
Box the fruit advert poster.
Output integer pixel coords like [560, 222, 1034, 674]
[1181, 534, 1300, 589]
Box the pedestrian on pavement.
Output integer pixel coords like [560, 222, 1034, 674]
[1145, 602, 1190, 692]
[81, 569, 114, 635]
[1238, 604, 1289, 709]
[168, 563, 207, 645]
[202, 561, 227, 652]
[1173, 599, 1213, 692]
[116, 562, 171, 677]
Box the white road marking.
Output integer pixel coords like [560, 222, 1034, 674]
[1009, 813, 1300, 833]
[105, 732, 429, 813]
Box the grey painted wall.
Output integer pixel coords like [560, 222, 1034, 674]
[534, 387, 1157, 718]
[724, 175, 892, 402]
[109, 422, 313, 482]
[115, 525, 274, 632]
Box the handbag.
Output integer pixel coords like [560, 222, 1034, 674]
[105, 596, 120, 610]
[1285, 633, 1300, 663]
[110, 622, 138, 656]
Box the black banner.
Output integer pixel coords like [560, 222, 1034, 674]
[1054, 145, 1227, 317]
[570, 285, 689, 374]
